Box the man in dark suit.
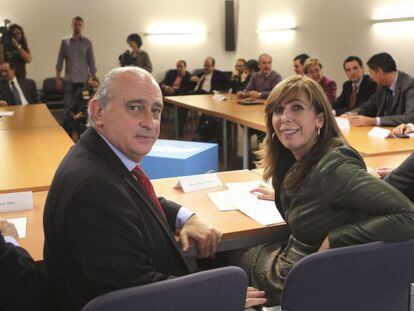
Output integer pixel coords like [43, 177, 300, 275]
[346, 52, 414, 126]
[191, 56, 229, 93]
[334, 56, 377, 116]
[376, 123, 414, 203]
[43, 67, 223, 311]
[0, 62, 39, 106]
[160, 60, 196, 136]
[0, 219, 46, 311]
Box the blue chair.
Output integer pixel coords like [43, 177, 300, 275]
[275, 239, 414, 311]
[82, 266, 248, 311]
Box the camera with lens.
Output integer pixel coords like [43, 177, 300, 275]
[118, 50, 135, 67]
[0, 19, 11, 45]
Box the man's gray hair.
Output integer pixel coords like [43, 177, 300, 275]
[89, 67, 157, 125]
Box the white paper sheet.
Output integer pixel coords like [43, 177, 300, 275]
[0, 111, 14, 117]
[368, 127, 391, 139]
[335, 117, 351, 130]
[6, 217, 27, 238]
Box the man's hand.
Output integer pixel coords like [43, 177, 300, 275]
[56, 77, 63, 92]
[377, 166, 394, 178]
[318, 236, 330, 252]
[0, 218, 19, 240]
[349, 115, 376, 126]
[392, 123, 414, 136]
[179, 215, 222, 258]
[162, 85, 175, 96]
[237, 91, 248, 99]
[190, 75, 200, 83]
[245, 287, 267, 309]
[0, 100, 7, 106]
[248, 90, 261, 99]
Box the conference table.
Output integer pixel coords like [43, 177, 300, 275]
[164, 94, 414, 168]
[0, 104, 74, 194]
[1, 170, 288, 262]
[0, 104, 58, 131]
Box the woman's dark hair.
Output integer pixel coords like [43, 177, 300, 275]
[127, 33, 142, 48]
[9, 24, 28, 49]
[257, 75, 346, 191]
[245, 59, 259, 72]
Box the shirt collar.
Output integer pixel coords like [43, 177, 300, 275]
[9, 76, 18, 85]
[99, 133, 138, 172]
[389, 71, 398, 92]
[353, 76, 363, 88]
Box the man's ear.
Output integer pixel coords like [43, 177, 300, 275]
[89, 99, 104, 127]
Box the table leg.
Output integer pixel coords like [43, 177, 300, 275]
[243, 126, 249, 169]
[223, 119, 227, 171]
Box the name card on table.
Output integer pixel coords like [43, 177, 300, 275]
[212, 94, 226, 102]
[368, 127, 391, 139]
[174, 173, 223, 193]
[0, 191, 33, 213]
[0, 111, 14, 117]
[6, 217, 27, 238]
[335, 117, 351, 131]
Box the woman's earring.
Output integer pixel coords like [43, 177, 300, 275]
[317, 127, 321, 136]
[272, 133, 276, 140]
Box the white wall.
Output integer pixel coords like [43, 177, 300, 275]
[2, 0, 414, 91]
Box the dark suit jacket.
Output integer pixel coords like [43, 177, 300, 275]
[195, 69, 229, 93]
[160, 70, 195, 96]
[0, 78, 40, 105]
[355, 71, 414, 126]
[334, 74, 377, 115]
[0, 235, 46, 311]
[384, 152, 414, 203]
[43, 128, 190, 311]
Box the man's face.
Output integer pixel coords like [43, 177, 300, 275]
[96, 72, 163, 162]
[176, 61, 186, 76]
[72, 19, 84, 35]
[204, 59, 214, 74]
[344, 60, 364, 82]
[0, 63, 15, 81]
[368, 68, 384, 85]
[293, 59, 304, 75]
[235, 60, 245, 75]
[259, 55, 272, 74]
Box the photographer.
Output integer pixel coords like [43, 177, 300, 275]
[119, 33, 152, 73]
[0, 23, 32, 78]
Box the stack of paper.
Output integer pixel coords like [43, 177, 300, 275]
[207, 181, 284, 226]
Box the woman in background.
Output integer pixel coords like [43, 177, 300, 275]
[119, 33, 152, 73]
[0, 24, 32, 78]
[304, 57, 337, 104]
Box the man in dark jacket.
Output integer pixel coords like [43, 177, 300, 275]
[334, 56, 377, 116]
[0, 219, 46, 311]
[0, 62, 39, 106]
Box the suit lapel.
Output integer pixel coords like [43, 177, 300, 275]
[389, 73, 403, 113]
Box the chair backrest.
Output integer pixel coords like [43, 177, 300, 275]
[42, 77, 64, 108]
[280, 239, 414, 311]
[82, 266, 248, 311]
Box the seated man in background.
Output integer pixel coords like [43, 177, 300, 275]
[346, 52, 414, 126]
[293, 53, 310, 75]
[0, 219, 46, 311]
[334, 56, 377, 115]
[303, 57, 337, 104]
[160, 60, 195, 136]
[376, 123, 414, 203]
[0, 62, 39, 106]
[191, 56, 229, 94]
[229, 58, 246, 93]
[237, 53, 282, 99]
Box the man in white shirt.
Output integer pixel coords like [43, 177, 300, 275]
[0, 62, 39, 106]
[191, 56, 229, 94]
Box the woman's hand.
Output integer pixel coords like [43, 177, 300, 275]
[250, 186, 275, 201]
[245, 287, 267, 309]
[318, 236, 330, 251]
[377, 167, 393, 178]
